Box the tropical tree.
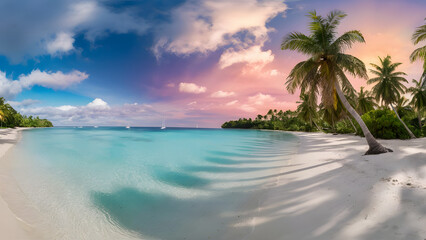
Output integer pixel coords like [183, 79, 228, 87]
[368, 55, 416, 138]
[296, 93, 322, 131]
[407, 78, 426, 128]
[0, 109, 4, 128]
[356, 87, 377, 115]
[410, 18, 426, 87]
[281, 10, 391, 154]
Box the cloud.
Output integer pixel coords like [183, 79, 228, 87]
[0, 69, 88, 98]
[153, 0, 286, 67]
[248, 93, 276, 105]
[211, 90, 235, 98]
[46, 32, 75, 54]
[0, 0, 148, 61]
[87, 98, 110, 110]
[240, 104, 257, 112]
[179, 82, 207, 94]
[7, 99, 40, 107]
[187, 101, 197, 105]
[219, 45, 274, 69]
[18, 98, 162, 126]
[19, 69, 88, 89]
[57, 105, 78, 111]
[225, 100, 238, 106]
[270, 69, 279, 76]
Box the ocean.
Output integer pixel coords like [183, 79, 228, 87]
[1, 127, 298, 240]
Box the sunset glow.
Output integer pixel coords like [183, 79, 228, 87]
[1, 0, 425, 127]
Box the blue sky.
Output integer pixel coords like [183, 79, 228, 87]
[1, 0, 425, 127]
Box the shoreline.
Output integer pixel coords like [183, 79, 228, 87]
[236, 132, 426, 240]
[0, 128, 36, 240]
[1, 129, 425, 239]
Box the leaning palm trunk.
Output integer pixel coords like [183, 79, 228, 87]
[390, 104, 416, 139]
[335, 82, 392, 154]
[346, 116, 357, 133]
[313, 120, 323, 132]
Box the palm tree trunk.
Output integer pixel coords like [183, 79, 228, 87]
[418, 114, 422, 129]
[390, 104, 416, 139]
[312, 119, 323, 132]
[334, 82, 391, 154]
[346, 116, 357, 133]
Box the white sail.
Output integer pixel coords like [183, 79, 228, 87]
[161, 119, 166, 129]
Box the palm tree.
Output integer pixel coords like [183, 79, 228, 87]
[395, 96, 411, 114]
[410, 18, 426, 87]
[368, 55, 416, 138]
[0, 109, 4, 128]
[296, 93, 322, 131]
[281, 10, 391, 154]
[407, 78, 426, 129]
[356, 87, 377, 115]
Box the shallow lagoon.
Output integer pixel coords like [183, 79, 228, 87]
[3, 127, 298, 240]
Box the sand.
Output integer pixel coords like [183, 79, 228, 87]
[230, 132, 426, 240]
[0, 128, 36, 240]
[1, 129, 425, 240]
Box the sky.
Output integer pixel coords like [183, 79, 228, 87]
[1, 0, 425, 127]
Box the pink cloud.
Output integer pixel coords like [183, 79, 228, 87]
[211, 90, 235, 98]
[178, 82, 207, 94]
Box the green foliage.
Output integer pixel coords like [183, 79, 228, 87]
[221, 110, 316, 132]
[0, 97, 53, 128]
[368, 55, 408, 106]
[360, 109, 420, 139]
[282, 10, 367, 110]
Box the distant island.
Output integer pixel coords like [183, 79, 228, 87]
[0, 97, 53, 128]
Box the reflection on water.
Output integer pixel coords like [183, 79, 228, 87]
[3, 127, 298, 240]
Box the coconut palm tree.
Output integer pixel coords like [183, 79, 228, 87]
[410, 18, 426, 87]
[356, 87, 377, 115]
[296, 93, 322, 131]
[281, 10, 391, 154]
[407, 78, 426, 129]
[368, 55, 416, 138]
[0, 109, 4, 128]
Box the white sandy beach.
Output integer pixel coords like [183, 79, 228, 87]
[0, 128, 35, 240]
[1, 129, 425, 240]
[229, 132, 426, 240]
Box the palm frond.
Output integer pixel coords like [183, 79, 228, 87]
[331, 30, 365, 51]
[412, 20, 426, 44]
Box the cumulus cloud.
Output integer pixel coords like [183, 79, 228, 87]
[87, 98, 110, 110]
[18, 99, 162, 126]
[219, 45, 274, 69]
[0, 0, 148, 61]
[154, 0, 286, 67]
[248, 93, 276, 105]
[47, 32, 75, 54]
[211, 90, 235, 98]
[179, 82, 207, 94]
[0, 69, 88, 98]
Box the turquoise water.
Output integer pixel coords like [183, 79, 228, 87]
[3, 127, 298, 240]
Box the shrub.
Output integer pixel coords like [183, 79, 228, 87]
[360, 109, 417, 139]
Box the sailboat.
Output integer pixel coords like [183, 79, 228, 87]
[126, 126, 131, 129]
[161, 119, 166, 130]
